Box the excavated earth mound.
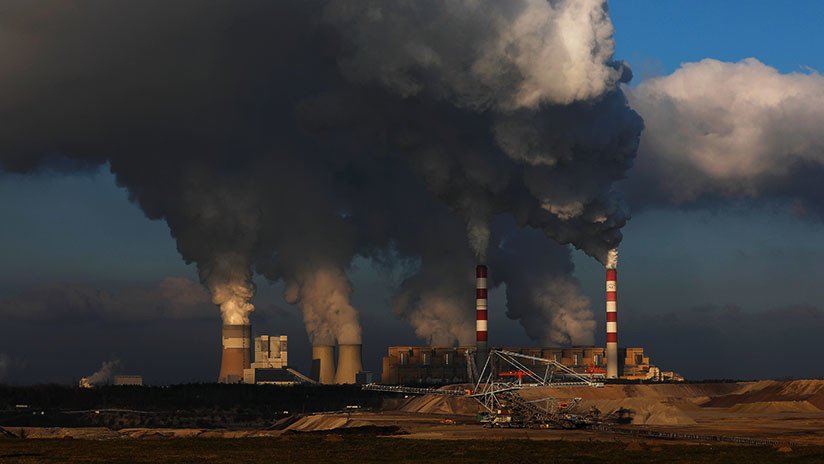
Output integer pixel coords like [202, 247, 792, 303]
[703, 380, 824, 409]
[396, 381, 824, 426]
[728, 401, 821, 414]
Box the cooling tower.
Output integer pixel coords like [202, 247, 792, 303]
[312, 344, 337, 385]
[218, 324, 251, 383]
[606, 267, 618, 379]
[475, 264, 488, 366]
[334, 344, 363, 384]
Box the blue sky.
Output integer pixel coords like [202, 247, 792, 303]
[1, 1, 823, 383]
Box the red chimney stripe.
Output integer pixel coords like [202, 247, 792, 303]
[476, 265, 488, 278]
[476, 288, 488, 298]
[476, 331, 488, 341]
[606, 333, 618, 343]
[606, 292, 617, 302]
[606, 269, 617, 280]
[606, 312, 617, 322]
[476, 309, 488, 321]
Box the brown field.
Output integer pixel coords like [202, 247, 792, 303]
[1, 436, 824, 464]
[5, 380, 824, 462]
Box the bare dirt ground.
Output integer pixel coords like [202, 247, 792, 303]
[5, 380, 824, 448]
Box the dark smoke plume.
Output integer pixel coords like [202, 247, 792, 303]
[0, 1, 642, 346]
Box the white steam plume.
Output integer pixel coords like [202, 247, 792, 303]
[606, 248, 618, 270]
[284, 267, 362, 345]
[79, 360, 120, 387]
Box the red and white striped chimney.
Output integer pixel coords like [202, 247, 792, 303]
[476, 264, 488, 362]
[606, 249, 618, 379]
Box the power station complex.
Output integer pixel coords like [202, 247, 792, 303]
[217, 262, 681, 384]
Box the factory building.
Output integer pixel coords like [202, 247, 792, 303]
[381, 345, 682, 385]
[242, 335, 315, 385]
[113, 375, 143, 386]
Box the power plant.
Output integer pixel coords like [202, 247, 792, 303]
[219, 332, 367, 385]
[217, 255, 679, 385]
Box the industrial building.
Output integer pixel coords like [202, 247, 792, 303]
[241, 335, 315, 385]
[380, 345, 682, 384]
[113, 375, 143, 386]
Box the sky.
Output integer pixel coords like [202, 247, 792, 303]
[1, 1, 824, 383]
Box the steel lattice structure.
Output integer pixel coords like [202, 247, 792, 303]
[365, 348, 603, 428]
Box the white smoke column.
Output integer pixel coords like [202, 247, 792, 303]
[606, 248, 618, 270]
[399, 293, 475, 346]
[79, 360, 120, 387]
[626, 58, 824, 205]
[531, 277, 595, 345]
[467, 216, 491, 263]
[284, 267, 362, 345]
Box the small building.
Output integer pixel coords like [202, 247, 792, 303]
[113, 375, 143, 386]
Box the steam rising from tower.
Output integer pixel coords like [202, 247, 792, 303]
[605, 249, 618, 379]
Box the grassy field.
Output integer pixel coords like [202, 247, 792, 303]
[1, 436, 824, 463]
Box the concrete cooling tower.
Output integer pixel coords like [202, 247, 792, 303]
[334, 344, 363, 384]
[312, 344, 337, 385]
[218, 324, 251, 383]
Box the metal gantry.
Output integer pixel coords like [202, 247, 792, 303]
[364, 348, 603, 428]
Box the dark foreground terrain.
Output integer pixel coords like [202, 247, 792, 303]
[1, 435, 822, 464]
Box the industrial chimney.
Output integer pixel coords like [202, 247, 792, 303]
[476, 264, 488, 366]
[312, 344, 337, 385]
[334, 344, 363, 384]
[218, 323, 251, 383]
[606, 250, 618, 379]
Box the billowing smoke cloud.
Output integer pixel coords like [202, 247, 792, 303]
[0, 1, 643, 347]
[626, 58, 824, 212]
[326, 0, 624, 110]
[80, 360, 120, 387]
[491, 218, 595, 345]
[282, 266, 362, 345]
[0, 277, 213, 322]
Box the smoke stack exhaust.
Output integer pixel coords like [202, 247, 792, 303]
[334, 344, 363, 384]
[476, 264, 488, 365]
[218, 324, 251, 383]
[606, 249, 618, 379]
[312, 344, 337, 385]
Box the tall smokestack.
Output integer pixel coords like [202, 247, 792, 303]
[218, 324, 251, 383]
[605, 249, 618, 379]
[334, 344, 363, 384]
[312, 344, 337, 385]
[476, 264, 488, 365]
